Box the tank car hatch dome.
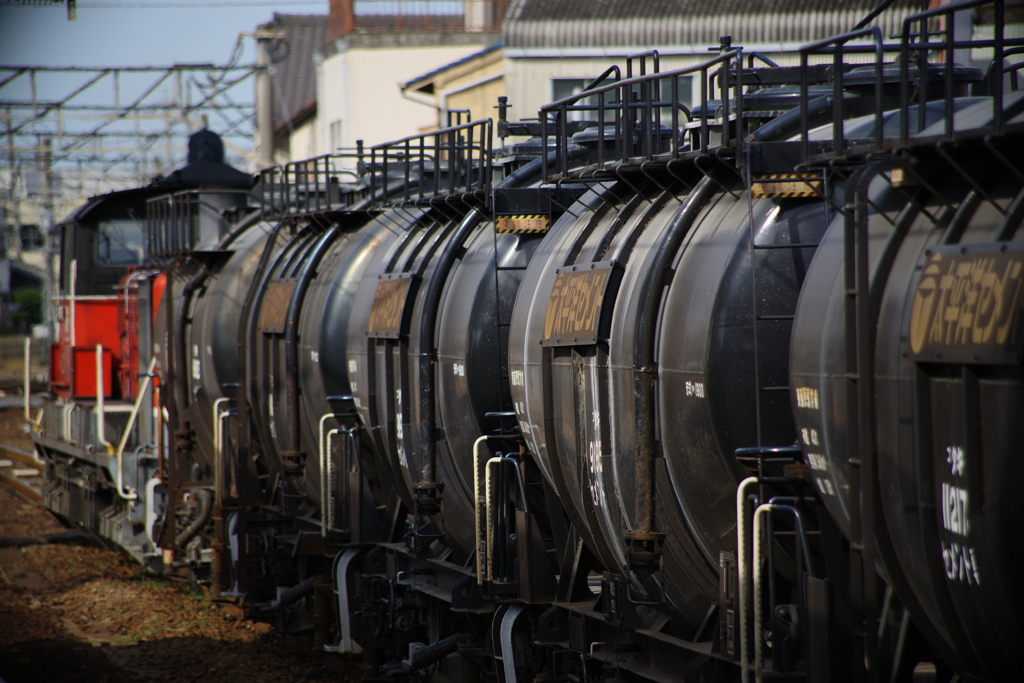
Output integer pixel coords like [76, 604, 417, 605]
[188, 128, 225, 165]
[155, 128, 253, 190]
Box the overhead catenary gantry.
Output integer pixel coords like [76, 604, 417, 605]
[0, 61, 260, 229]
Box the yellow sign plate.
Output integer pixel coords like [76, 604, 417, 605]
[750, 174, 822, 199]
[908, 246, 1024, 364]
[259, 280, 296, 334]
[496, 215, 550, 234]
[541, 261, 621, 346]
[367, 276, 414, 338]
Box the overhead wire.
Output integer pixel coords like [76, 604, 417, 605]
[79, 1, 322, 7]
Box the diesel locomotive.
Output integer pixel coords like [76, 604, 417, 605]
[27, 1, 1024, 680]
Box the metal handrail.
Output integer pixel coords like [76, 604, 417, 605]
[369, 118, 493, 210]
[23, 337, 39, 428]
[258, 152, 367, 219]
[146, 187, 252, 257]
[790, 0, 1024, 160]
[483, 455, 528, 584]
[798, 26, 887, 160]
[753, 503, 812, 683]
[539, 48, 745, 181]
[899, 0, 1021, 143]
[111, 355, 159, 501]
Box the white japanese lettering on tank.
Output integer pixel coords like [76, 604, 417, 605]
[801, 427, 820, 447]
[191, 344, 201, 381]
[806, 452, 828, 472]
[942, 541, 981, 585]
[939, 444, 980, 586]
[795, 387, 819, 409]
[946, 445, 965, 476]
[395, 389, 407, 469]
[587, 439, 605, 510]
[941, 482, 969, 536]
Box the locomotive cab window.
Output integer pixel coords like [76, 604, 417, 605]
[96, 218, 144, 266]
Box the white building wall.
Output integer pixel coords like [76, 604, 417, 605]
[318, 47, 350, 158]
[288, 116, 320, 162]
[319, 43, 489, 158]
[504, 54, 716, 123]
[503, 47, 848, 123]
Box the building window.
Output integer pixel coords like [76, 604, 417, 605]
[551, 78, 586, 104]
[552, 76, 695, 120]
[19, 225, 44, 251]
[675, 75, 695, 111]
[551, 79, 605, 122]
[330, 120, 343, 151]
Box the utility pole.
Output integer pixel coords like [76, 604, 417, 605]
[40, 137, 57, 340]
[4, 106, 21, 261]
[256, 31, 275, 169]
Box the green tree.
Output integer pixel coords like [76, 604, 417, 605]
[12, 287, 43, 326]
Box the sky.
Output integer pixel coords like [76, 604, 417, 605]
[0, 0, 326, 69]
[0, 0, 330, 198]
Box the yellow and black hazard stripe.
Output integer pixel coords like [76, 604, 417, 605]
[750, 173, 823, 199]
[495, 214, 551, 233]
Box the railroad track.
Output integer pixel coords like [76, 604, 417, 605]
[0, 443, 44, 504]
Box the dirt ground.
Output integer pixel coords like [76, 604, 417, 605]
[0, 408, 345, 683]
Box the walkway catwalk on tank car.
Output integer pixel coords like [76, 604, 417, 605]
[28, 1, 1024, 681]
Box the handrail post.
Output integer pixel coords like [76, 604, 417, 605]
[325, 427, 341, 534]
[95, 344, 111, 451]
[23, 337, 33, 426]
[484, 455, 527, 583]
[736, 476, 760, 683]
[319, 411, 347, 537]
[112, 356, 157, 501]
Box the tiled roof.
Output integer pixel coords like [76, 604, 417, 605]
[504, 0, 921, 48]
[264, 14, 328, 132]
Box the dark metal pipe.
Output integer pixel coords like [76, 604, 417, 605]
[996, 185, 1024, 241]
[416, 207, 484, 506]
[852, 0, 897, 31]
[744, 95, 837, 144]
[279, 574, 320, 607]
[174, 265, 209, 438]
[410, 147, 581, 506]
[235, 219, 290, 586]
[629, 170, 719, 560]
[161, 261, 179, 552]
[175, 488, 213, 548]
[170, 198, 267, 465]
[313, 581, 332, 650]
[410, 633, 471, 670]
[284, 227, 342, 460]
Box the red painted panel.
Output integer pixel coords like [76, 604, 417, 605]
[151, 273, 166, 326]
[71, 346, 113, 399]
[73, 299, 120, 351]
[50, 296, 123, 399]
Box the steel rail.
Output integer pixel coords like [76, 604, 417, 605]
[0, 444, 42, 465]
[0, 445, 44, 504]
[0, 473, 42, 504]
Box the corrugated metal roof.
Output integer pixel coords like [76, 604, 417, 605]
[504, 0, 921, 48]
[265, 14, 328, 131]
